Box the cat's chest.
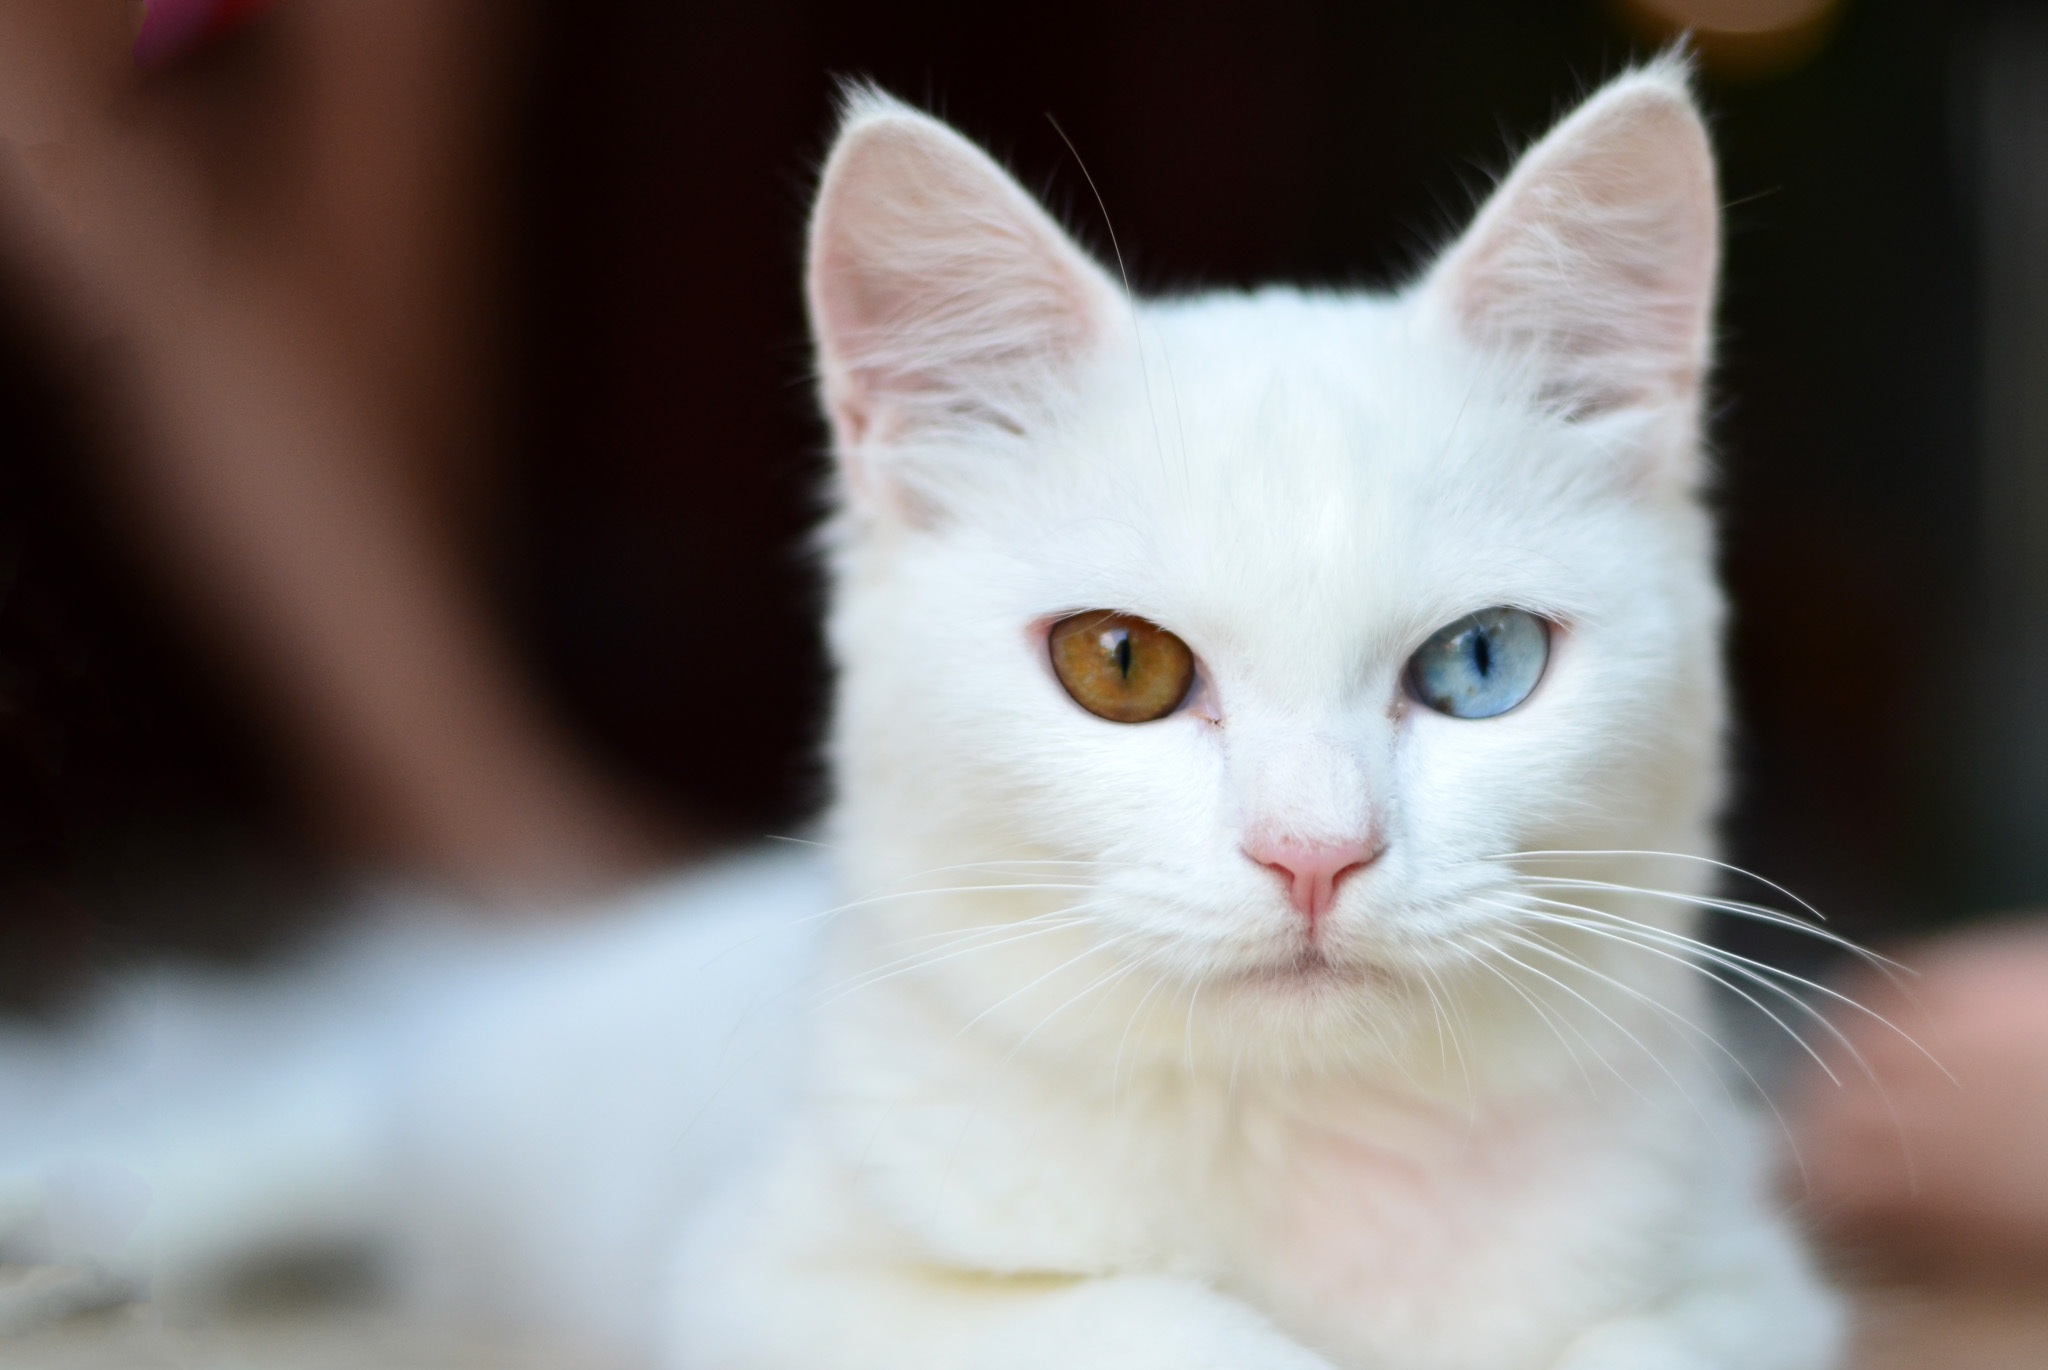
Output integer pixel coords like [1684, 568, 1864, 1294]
[1211, 1092, 1676, 1366]
[1234, 1095, 1520, 1247]
[823, 989, 1690, 1365]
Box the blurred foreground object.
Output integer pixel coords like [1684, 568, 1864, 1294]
[0, 0, 681, 899]
[1790, 923, 2048, 1270]
[132, 0, 276, 69]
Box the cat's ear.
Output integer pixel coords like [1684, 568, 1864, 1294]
[1420, 60, 1719, 424]
[806, 88, 1123, 509]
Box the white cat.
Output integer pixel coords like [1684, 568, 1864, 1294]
[2, 59, 1844, 1369]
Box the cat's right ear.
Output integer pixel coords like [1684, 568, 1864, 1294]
[806, 88, 1123, 519]
[1418, 59, 1719, 432]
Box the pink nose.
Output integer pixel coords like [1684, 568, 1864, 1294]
[1245, 837, 1381, 923]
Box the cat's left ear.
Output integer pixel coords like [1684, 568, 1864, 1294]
[807, 88, 1124, 517]
[1420, 59, 1719, 428]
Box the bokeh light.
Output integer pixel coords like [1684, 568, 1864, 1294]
[1617, 0, 1850, 77]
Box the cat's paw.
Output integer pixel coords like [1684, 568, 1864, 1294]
[981, 1275, 1337, 1370]
[1551, 1318, 1716, 1370]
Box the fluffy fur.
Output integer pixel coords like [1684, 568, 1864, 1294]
[1, 62, 1843, 1369]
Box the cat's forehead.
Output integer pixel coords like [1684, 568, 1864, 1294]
[979, 291, 1629, 648]
[1075, 293, 1554, 507]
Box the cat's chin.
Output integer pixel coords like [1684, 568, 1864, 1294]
[1225, 948, 1393, 996]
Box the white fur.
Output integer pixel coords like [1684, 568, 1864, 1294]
[2, 62, 1843, 1369]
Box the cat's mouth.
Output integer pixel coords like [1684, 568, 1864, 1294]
[1229, 948, 1391, 992]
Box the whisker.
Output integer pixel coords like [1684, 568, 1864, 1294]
[851, 909, 1098, 957]
[762, 836, 1121, 869]
[1496, 928, 1732, 1108]
[1485, 934, 1689, 1113]
[690, 878, 1104, 979]
[1492, 849, 1832, 927]
[947, 933, 1142, 1045]
[1416, 959, 1477, 1119]
[1499, 896, 1926, 1184]
[1182, 972, 1206, 1082]
[674, 924, 1108, 1153]
[807, 910, 1105, 1012]
[1516, 875, 1907, 979]
[1461, 947, 1598, 1095]
[1509, 890, 1948, 1083]
[1416, 960, 1454, 1080]
[1485, 897, 1846, 1086]
[1345, 984, 1416, 1086]
[707, 905, 1093, 1067]
[1005, 952, 1149, 1067]
[1111, 966, 1175, 1107]
[942, 948, 1149, 1194]
[1045, 113, 1172, 490]
[931, 939, 1151, 1182]
[1502, 926, 1809, 1182]
[1507, 925, 1749, 1082]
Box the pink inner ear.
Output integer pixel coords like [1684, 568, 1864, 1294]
[816, 235, 1094, 446]
[1436, 77, 1719, 419]
[807, 104, 1117, 457]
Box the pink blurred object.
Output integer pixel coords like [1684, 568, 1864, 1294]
[134, 0, 278, 70]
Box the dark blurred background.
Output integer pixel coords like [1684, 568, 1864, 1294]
[0, 0, 2037, 1002]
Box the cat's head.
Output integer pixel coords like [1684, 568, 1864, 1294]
[808, 63, 1726, 1075]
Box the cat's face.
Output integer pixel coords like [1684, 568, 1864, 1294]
[810, 66, 1724, 1062]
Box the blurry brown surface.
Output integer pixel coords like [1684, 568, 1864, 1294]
[5, 1301, 645, 1369]
[1849, 1277, 2048, 1369]
[4, 1273, 2046, 1369]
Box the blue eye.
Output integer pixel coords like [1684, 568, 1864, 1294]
[1406, 608, 1550, 719]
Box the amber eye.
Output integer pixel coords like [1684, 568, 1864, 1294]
[1048, 611, 1196, 723]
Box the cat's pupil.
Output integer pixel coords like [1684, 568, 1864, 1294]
[1472, 630, 1491, 677]
[1113, 632, 1133, 680]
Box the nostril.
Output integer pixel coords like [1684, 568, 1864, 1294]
[1244, 837, 1384, 922]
